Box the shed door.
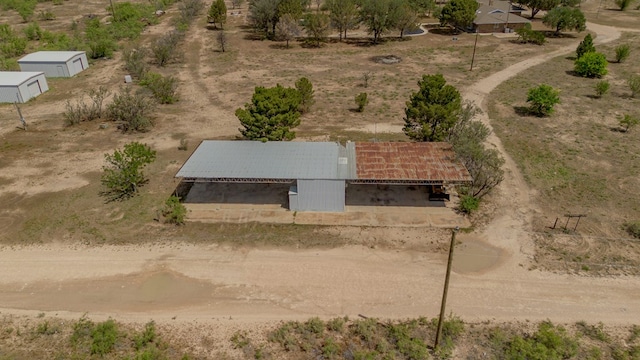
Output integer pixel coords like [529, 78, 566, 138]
[27, 80, 41, 97]
[56, 65, 65, 77]
[72, 58, 83, 73]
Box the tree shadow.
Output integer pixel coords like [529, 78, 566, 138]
[565, 55, 577, 61]
[268, 43, 293, 50]
[585, 94, 602, 100]
[513, 106, 533, 117]
[541, 31, 577, 39]
[428, 27, 458, 36]
[205, 24, 223, 31]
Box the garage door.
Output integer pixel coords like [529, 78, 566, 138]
[72, 58, 83, 74]
[27, 80, 41, 98]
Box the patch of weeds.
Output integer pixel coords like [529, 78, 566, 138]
[35, 320, 59, 336]
[133, 321, 156, 350]
[322, 337, 341, 359]
[91, 319, 119, 356]
[629, 325, 640, 343]
[327, 317, 347, 333]
[576, 321, 610, 342]
[304, 317, 325, 335]
[267, 322, 299, 351]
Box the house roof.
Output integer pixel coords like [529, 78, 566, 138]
[0, 71, 45, 86]
[474, 5, 531, 25]
[354, 142, 472, 182]
[477, 0, 526, 13]
[18, 51, 85, 63]
[176, 140, 472, 184]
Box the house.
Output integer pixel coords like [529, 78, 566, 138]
[473, 1, 530, 33]
[0, 71, 49, 103]
[175, 141, 472, 212]
[18, 51, 89, 78]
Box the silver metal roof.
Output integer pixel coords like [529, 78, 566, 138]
[176, 141, 345, 180]
[0, 71, 45, 86]
[18, 51, 85, 63]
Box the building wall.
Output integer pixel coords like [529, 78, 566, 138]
[293, 180, 345, 212]
[0, 73, 48, 103]
[0, 85, 22, 103]
[19, 54, 88, 77]
[475, 22, 528, 33]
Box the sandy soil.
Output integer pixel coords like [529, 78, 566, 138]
[0, 3, 639, 355]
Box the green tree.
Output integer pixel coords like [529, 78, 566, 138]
[527, 84, 560, 116]
[576, 33, 595, 59]
[390, 0, 419, 38]
[439, 0, 478, 31]
[101, 142, 157, 200]
[403, 74, 462, 141]
[295, 77, 315, 113]
[408, 0, 437, 16]
[355, 92, 369, 112]
[515, 23, 546, 44]
[542, 7, 586, 35]
[520, 0, 560, 19]
[360, 0, 394, 43]
[278, 0, 304, 19]
[574, 52, 608, 78]
[249, 0, 280, 38]
[619, 114, 639, 132]
[162, 196, 187, 225]
[594, 80, 610, 98]
[208, 0, 227, 29]
[302, 13, 330, 47]
[326, 0, 360, 41]
[615, 44, 630, 63]
[236, 84, 302, 141]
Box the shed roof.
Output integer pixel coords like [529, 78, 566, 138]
[18, 51, 85, 63]
[0, 71, 45, 86]
[177, 140, 472, 184]
[354, 142, 472, 182]
[176, 141, 344, 180]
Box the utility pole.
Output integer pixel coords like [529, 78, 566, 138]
[434, 226, 459, 349]
[470, 30, 479, 71]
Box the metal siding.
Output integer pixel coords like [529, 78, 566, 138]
[0, 86, 22, 103]
[19, 63, 66, 77]
[297, 180, 345, 212]
[288, 186, 299, 211]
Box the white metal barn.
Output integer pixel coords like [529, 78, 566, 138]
[18, 51, 89, 78]
[0, 71, 49, 103]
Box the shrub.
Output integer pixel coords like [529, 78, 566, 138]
[574, 52, 608, 78]
[85, 19, 117, 58]
[619, 114, 639, 132]
[38, 10, 56, 21]
[63, 87, 110, 126]
[527, 84, 560, 116]
[101, 142, 157, 200]
[106, 87, 155, 132]
[594, 80, 610, 98]
[123, 46, 149, 80]
[516, 24, 546, 45]
[0, 57, 19, 71]
[576, 33, 595, 59]
[140, 72, 179, 104]
[615, 0, 635, 10]
[628, 74, 640, 97]
[133, 321, 156, 350]
[176, 0, 204, 29]
[0, 25, 28, 57]
[23, 22, 43, 40]
[355, 92, 368, 112]
[162, 196, 187, 225]
[459, 194, 479, 214]
[151, 30, 183, 66]
[615, 44, 630, 63]
[91, 320, 118, 356]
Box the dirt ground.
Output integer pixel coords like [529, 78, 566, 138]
[0, 0, 639, 357]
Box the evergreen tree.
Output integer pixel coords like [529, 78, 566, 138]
[236, 85, 302, 141]
[208, 0, 227, 29]
[576, 33, 595, 59]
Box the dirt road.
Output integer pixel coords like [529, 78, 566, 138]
[1, 22, 639, 333]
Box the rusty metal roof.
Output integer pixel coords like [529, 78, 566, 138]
[354, 142, 472, 183]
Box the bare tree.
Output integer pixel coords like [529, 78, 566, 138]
[217, 30, 228, 52]
[276, 13, 302, 48]
[231, 0, 245, 9]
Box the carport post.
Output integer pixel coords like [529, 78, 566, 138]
[434, 226, 459, 349]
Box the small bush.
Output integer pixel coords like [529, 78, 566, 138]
[295, 77, 314, 114]
[123, 46, 149, 80]
[38, 10, 56, 21]
[0, 25, 28, 57]
[106, 87, 155, 132]
[64, 86, 110, 126]
[0, 57, 19, 71]
[23, 22, 43, 40]
[101, 142, 157, 200]
[459, 194, 479, 214]
[615, 0, 634, 10]
[162, 196, 187, 225]
[85, 19, 117, 58]
[574, 52, 608, 78]
[355, 92, 368, 112]
[91, 319, 118, 356]
[615, 44, 630, 63]
[576, 34, 595, 59]
[133, 321, 156, 350]
[594, 80, 609, 98]
[304, 317, 325, 335]
[527, 84, 560, 116]
[619, 114, 639, 132]
[140, 72, 179, 104]
[516, 24, 546, 45]
[628, 75, 640, 98]
[327, 317, 346, 332]
[151, 30, 183, 66]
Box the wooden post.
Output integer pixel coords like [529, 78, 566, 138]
[470, 31, 479, 71]
[435, 227, 458, 349]
[14, 102, 26, 130]
[552, 217, 558, 229]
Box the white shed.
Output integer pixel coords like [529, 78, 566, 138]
[0, 71, 49, 103]
[18, 51, 89, 78]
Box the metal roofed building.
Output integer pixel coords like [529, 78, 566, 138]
[18, 51, 89, 78]
[0, 71, 48, 103]
[176, 140, 472, 212]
